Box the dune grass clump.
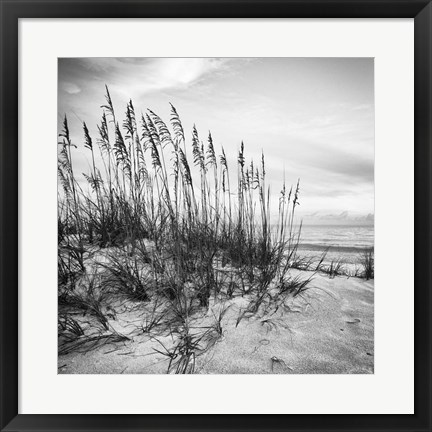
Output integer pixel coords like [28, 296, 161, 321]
[57, 86, 313, 372]
[360, 249, 374, 280]
[101, 248, 152, 302]
[290, 248, 375, 281]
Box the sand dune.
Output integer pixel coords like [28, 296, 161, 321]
[58, 270, 373, 375]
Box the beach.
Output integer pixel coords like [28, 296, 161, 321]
[58, 267, 373, 374]
[291, 224, 374, 275]
[57, 77, 374, 375]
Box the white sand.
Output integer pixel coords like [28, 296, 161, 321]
[58, 270, 373, 374]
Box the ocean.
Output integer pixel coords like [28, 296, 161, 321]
[287, 224, 374, 271]
[299, 224, 374, 253]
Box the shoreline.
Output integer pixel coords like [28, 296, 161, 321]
[297, 243, 374, 254]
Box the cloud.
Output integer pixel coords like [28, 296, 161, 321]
[309, 153, 374, 183]
[60, 81, 81, 94]
[301, 211, 375, 225]
[71, 58, 231, 98]
[352, 103, 373, 111]
[151, 58, 228, 87]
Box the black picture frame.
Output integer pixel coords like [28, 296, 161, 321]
[1, 1, 431, 431]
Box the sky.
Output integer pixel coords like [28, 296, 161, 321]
[58, 57, 374, 225]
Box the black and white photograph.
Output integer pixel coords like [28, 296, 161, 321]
[57, 57, 374, 374]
